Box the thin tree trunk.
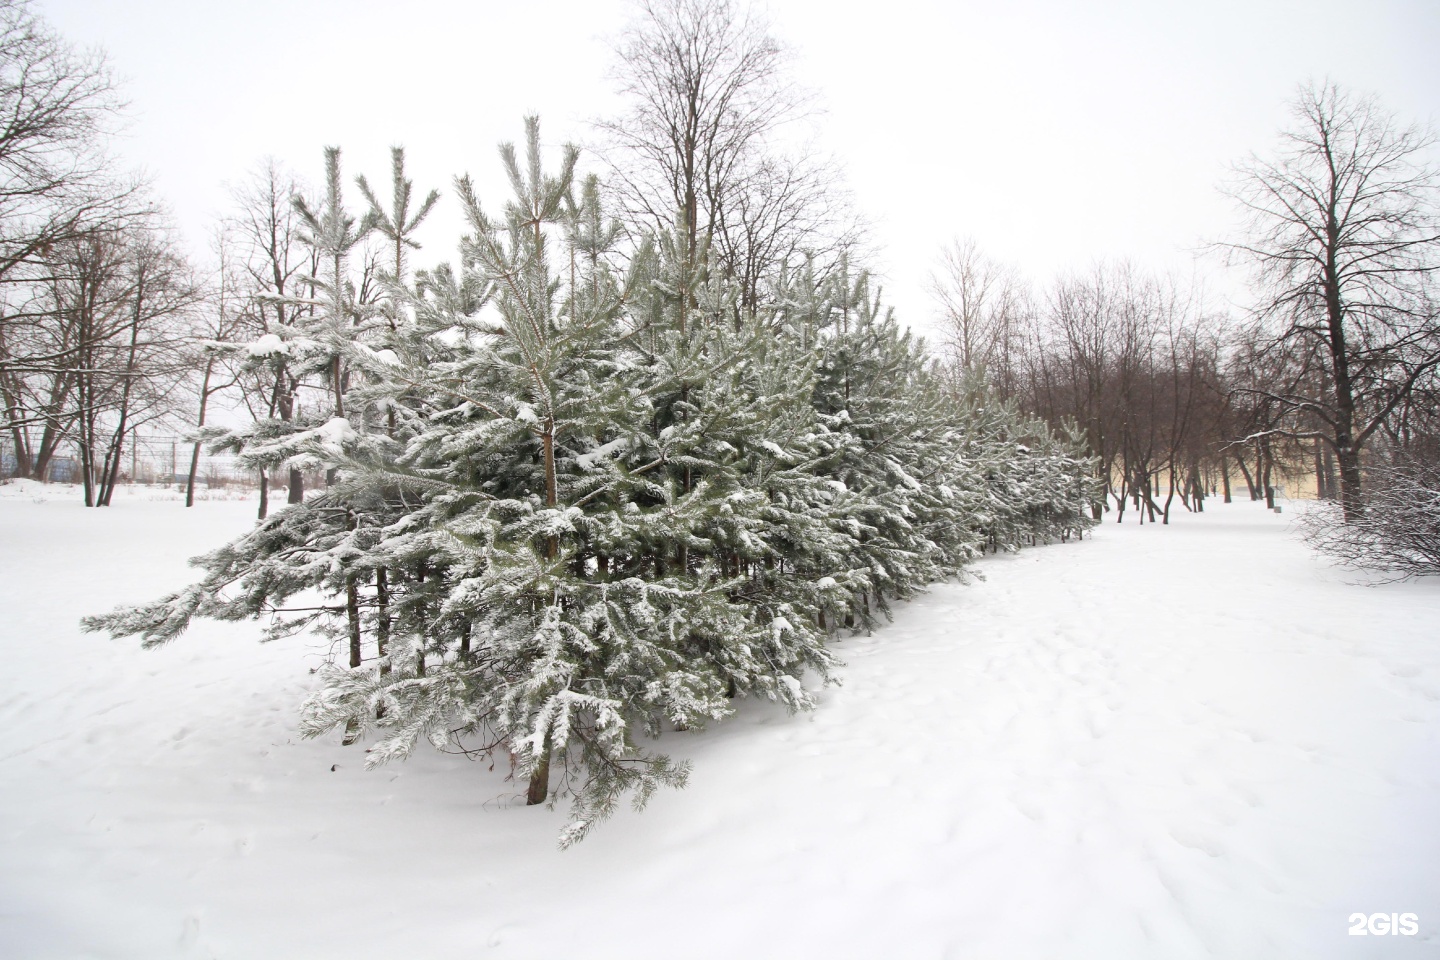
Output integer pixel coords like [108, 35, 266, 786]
[341, 512, 363, 745]
[1323, 249, 1363, 521]
[100, 282, 146, 508]
[1162, 462, 1176, 524]
[526, 732, 551, 805]
[346, 580, 362, 668]
[1262, 446, 1275, 509]
[375, 566, 390, 720]
[543, 425, 558, 559]
[1236, 448, 1258, 500]
[415, 560, 428, 677]
[375, 568, 390, 676]
[78, 408, 95, 507]
[345, 510, 362, 668]
[96, 427, 121, 506]
[275, 373, 305, 505]
[186, 357, 216, 508]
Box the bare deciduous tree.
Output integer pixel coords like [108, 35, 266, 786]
[989, 259, 1232, 524]
[0, 0, 124, 285]
[597, 0, 861, 311]
[6, 215, 196, 504]
[928, 236, 1028, 396]
[0, 0, 139, 479]
[184, 227, 246, 507]
[226, 160, 315, 513]
[1223, 81, 1440, 520]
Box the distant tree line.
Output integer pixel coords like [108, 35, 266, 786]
[930, 83, 1440, 568]
[0, 0, 198, 505]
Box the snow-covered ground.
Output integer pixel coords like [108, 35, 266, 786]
[2, 485, 1437, 958]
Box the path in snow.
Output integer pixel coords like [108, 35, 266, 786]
[1, 489, 1437, 958]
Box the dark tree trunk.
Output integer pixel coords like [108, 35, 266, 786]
[1235, 449, 1258, 500]
[1322, 237, 1365, 520]
[526, 734, 551, 805]
[1336, 441, 1362, 518]
[1162, 464, 1176, 524]
[375, 567, 390, 676]
[186, 356, 216, 509]
[184, 440, 202, 507]
[542, 425, 558, 560]
[7, 428, 31, 478]
[341, 560, 363, 747]
[1262, 446, 1275, 509]
[415, 560, 428, 677]
[346, 580, 362, 668]
[345, 509, 362, 668]
[98, 270, 148, 508]
[96, 426, 122, 506]
[78, 409, 95, 507]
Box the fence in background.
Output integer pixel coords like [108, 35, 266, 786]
[0, 432, 261, 489]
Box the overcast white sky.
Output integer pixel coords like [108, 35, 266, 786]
[39, 0, 1440, 338]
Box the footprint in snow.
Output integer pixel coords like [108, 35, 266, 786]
[1227, 781, 1262, 808]
[1168, 826, 1225, 858]
[178, 914, 201, 949]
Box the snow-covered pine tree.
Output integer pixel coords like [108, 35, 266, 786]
[295, 120, 752, 839]
[617, 213, 845, 705]
[938, 367, 1098, 554]
[204, 149, 369, 506]
[349, 147, 441, 682]
[357, 147, 440, 315]
[161, 148, 407, 728]
[762, 257, 968, 628]
[773, 254, 1097, 623]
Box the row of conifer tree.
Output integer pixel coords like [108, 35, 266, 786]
[87, 120, 1098, 845]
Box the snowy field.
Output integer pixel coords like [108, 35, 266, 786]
[2, 484, 1438, 959]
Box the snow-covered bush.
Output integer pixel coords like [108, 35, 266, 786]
[1303, 446, 1440, 579]
[84, 119, 1097, 845]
